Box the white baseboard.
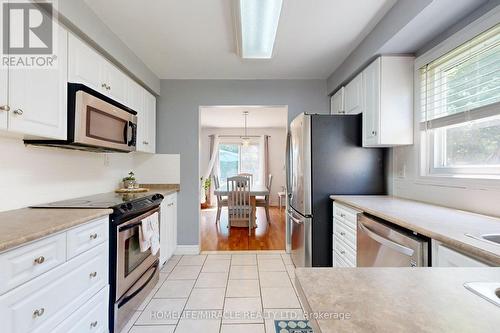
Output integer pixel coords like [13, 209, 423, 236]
[174, 245, 200, 255]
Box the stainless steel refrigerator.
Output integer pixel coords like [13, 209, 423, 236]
[286, 113, 386, 267]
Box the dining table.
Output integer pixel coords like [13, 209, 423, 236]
[214, 183, 270, 226]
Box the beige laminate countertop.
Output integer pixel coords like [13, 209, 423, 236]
[295, 267, 500, 333]
[0, 184, 179, 253]
[0, 208, 112, 252]
[331, 195, 500, 265]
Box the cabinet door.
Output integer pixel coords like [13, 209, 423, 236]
[362, 58, 381, 147]
[330, 87, 345, 114]
[344, 73, 363, 114]
[168, 194, 177, 258]
[68, 34, 102, 92]
[159, 200, 169, 265]
[135, 88, 149, 153]
[104, 62, 128, 105]
[8, 25, 67, 139]
[145, 91, 156, 153]
[0, 65, 7, 130]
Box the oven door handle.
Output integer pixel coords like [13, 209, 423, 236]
[117, 260, 159, 309]
[119, 221, 142, 232]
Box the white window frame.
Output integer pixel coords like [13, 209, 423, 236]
[217, 139, 260, 180]
[415, 6, 500, 186]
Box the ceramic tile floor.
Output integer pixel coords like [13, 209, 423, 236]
[120, 252, 303, 333]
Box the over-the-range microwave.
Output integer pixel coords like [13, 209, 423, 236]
[25, 83, 137, 152]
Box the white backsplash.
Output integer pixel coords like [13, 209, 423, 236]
[0, 136, 179, 212]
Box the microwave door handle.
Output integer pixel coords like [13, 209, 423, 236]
[127, 122, 137, 146]
[358, 221, 414, 256]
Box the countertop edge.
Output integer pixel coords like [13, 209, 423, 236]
[330, 195, 500, 265]
[0, 209, 113, 253]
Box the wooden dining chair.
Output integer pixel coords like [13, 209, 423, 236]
[227, 176, 252, 235]
[256, 174, 273, 223]
[238, 173, 253, 187]
[213, 175, 227, 224]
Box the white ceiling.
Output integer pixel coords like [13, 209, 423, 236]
[200, 106, 288, 128]
[83, 0, 396, 79]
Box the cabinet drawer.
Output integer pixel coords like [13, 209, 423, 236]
[334, 218, 356, 250]
[0, 243, 108, 333]
[333, 203, 359, 229]
[52, 286, 109, 333]
[333, 251, 350, 268]
[333, 235, 356, 267]
[67, 217, 108, 259]
[0, 233, 66, 295]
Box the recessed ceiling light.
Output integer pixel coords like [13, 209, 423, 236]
[236, 0, 283, 59]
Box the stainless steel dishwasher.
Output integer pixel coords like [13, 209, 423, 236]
[357, 214, 429, 267]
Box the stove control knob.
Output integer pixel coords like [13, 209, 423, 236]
[127, 203, 133, 210]
[120, 204, 127, 211]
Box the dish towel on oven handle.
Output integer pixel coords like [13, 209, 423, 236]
[139, 212, 160, 255]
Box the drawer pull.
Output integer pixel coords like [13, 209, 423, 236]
[340, 231, 346, 236]
[33, 308, 45, 318]
[340, 213, 345, 218]
[89, 233, 98, 240]
[90, 321, 98, 328]
[340, 250, 346, 255]
[89, 271, 97, 278]
[33, 256, 45, 265]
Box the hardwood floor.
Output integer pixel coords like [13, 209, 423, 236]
[200, 206, 286, 251]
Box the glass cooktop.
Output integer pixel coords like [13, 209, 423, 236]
[31, 192, 153, 209]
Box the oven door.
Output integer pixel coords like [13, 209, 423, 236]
[116, 208, 160, 300]
[74, 89, 137, 152]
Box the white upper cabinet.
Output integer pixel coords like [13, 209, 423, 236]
[7, 25, 68, 139]
[69, 34, 127, 105]
[330, 87, 345, 114]
[103, 62, 128, 105]
[344, 73, 363, 114]
[133, 81, 156, 154]
[362, 56, 413, 147]
[68, 34, 102, 91]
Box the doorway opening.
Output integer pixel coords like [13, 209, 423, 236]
[199, 105, 288, 251]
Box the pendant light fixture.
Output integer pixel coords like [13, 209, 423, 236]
[241, 111, 250, 146]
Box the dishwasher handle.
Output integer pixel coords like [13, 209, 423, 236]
[358, 221, 414, 257]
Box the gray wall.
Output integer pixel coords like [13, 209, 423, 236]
[58, 0, 160, 94]
[157, 80, 328, 245]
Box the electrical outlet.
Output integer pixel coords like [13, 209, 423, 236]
[397, 164, 406, 178]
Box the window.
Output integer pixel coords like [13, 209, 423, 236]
[420, 24, 500, 177]
[218, 143, 260, 183]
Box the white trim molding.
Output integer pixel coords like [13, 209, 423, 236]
[174, 245, 200, 255]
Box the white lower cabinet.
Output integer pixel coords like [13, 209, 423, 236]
[52, 286, 109, 333]
[332, 202, 359, 267]
[0, 216, 110, 333]
[160, 193, 177, 265]
[432, 240, 491, 267]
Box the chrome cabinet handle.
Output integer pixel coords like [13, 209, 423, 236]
[89, 233, 98, 239]
[340, 250, 346, 255]
[33, 308, 45, 318]
[340, 231, 346, 236]
[101, 83, 107, 89]
[89, 271, 97, 278]
[34, 256, 45, 265]
[90, 321, 98, 328]
[106, 85, 111, 91]
[143, 141, 149, 145]
[340, 213, 345, 218]
[371, 130, 377, 136]
[0, 105, 10, 111]
[13, 109, 23, 115]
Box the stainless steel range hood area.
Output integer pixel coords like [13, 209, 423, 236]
[25, 84, 138, 153]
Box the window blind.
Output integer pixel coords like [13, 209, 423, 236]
[420, 24, 500, 130]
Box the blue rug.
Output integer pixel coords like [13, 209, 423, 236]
[274, 320, 313, 333]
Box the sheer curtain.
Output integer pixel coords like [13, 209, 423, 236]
[258, 135, 270, 186]
[201, 134, 220, 203]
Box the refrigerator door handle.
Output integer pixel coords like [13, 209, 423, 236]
[285, 132, 293, 200]
[287, 210, 303, 224]
[358, 221, 414, 256]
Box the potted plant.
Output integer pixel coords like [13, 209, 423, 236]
[200, 177, 212, 209]
[122, 171, 136, 189]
